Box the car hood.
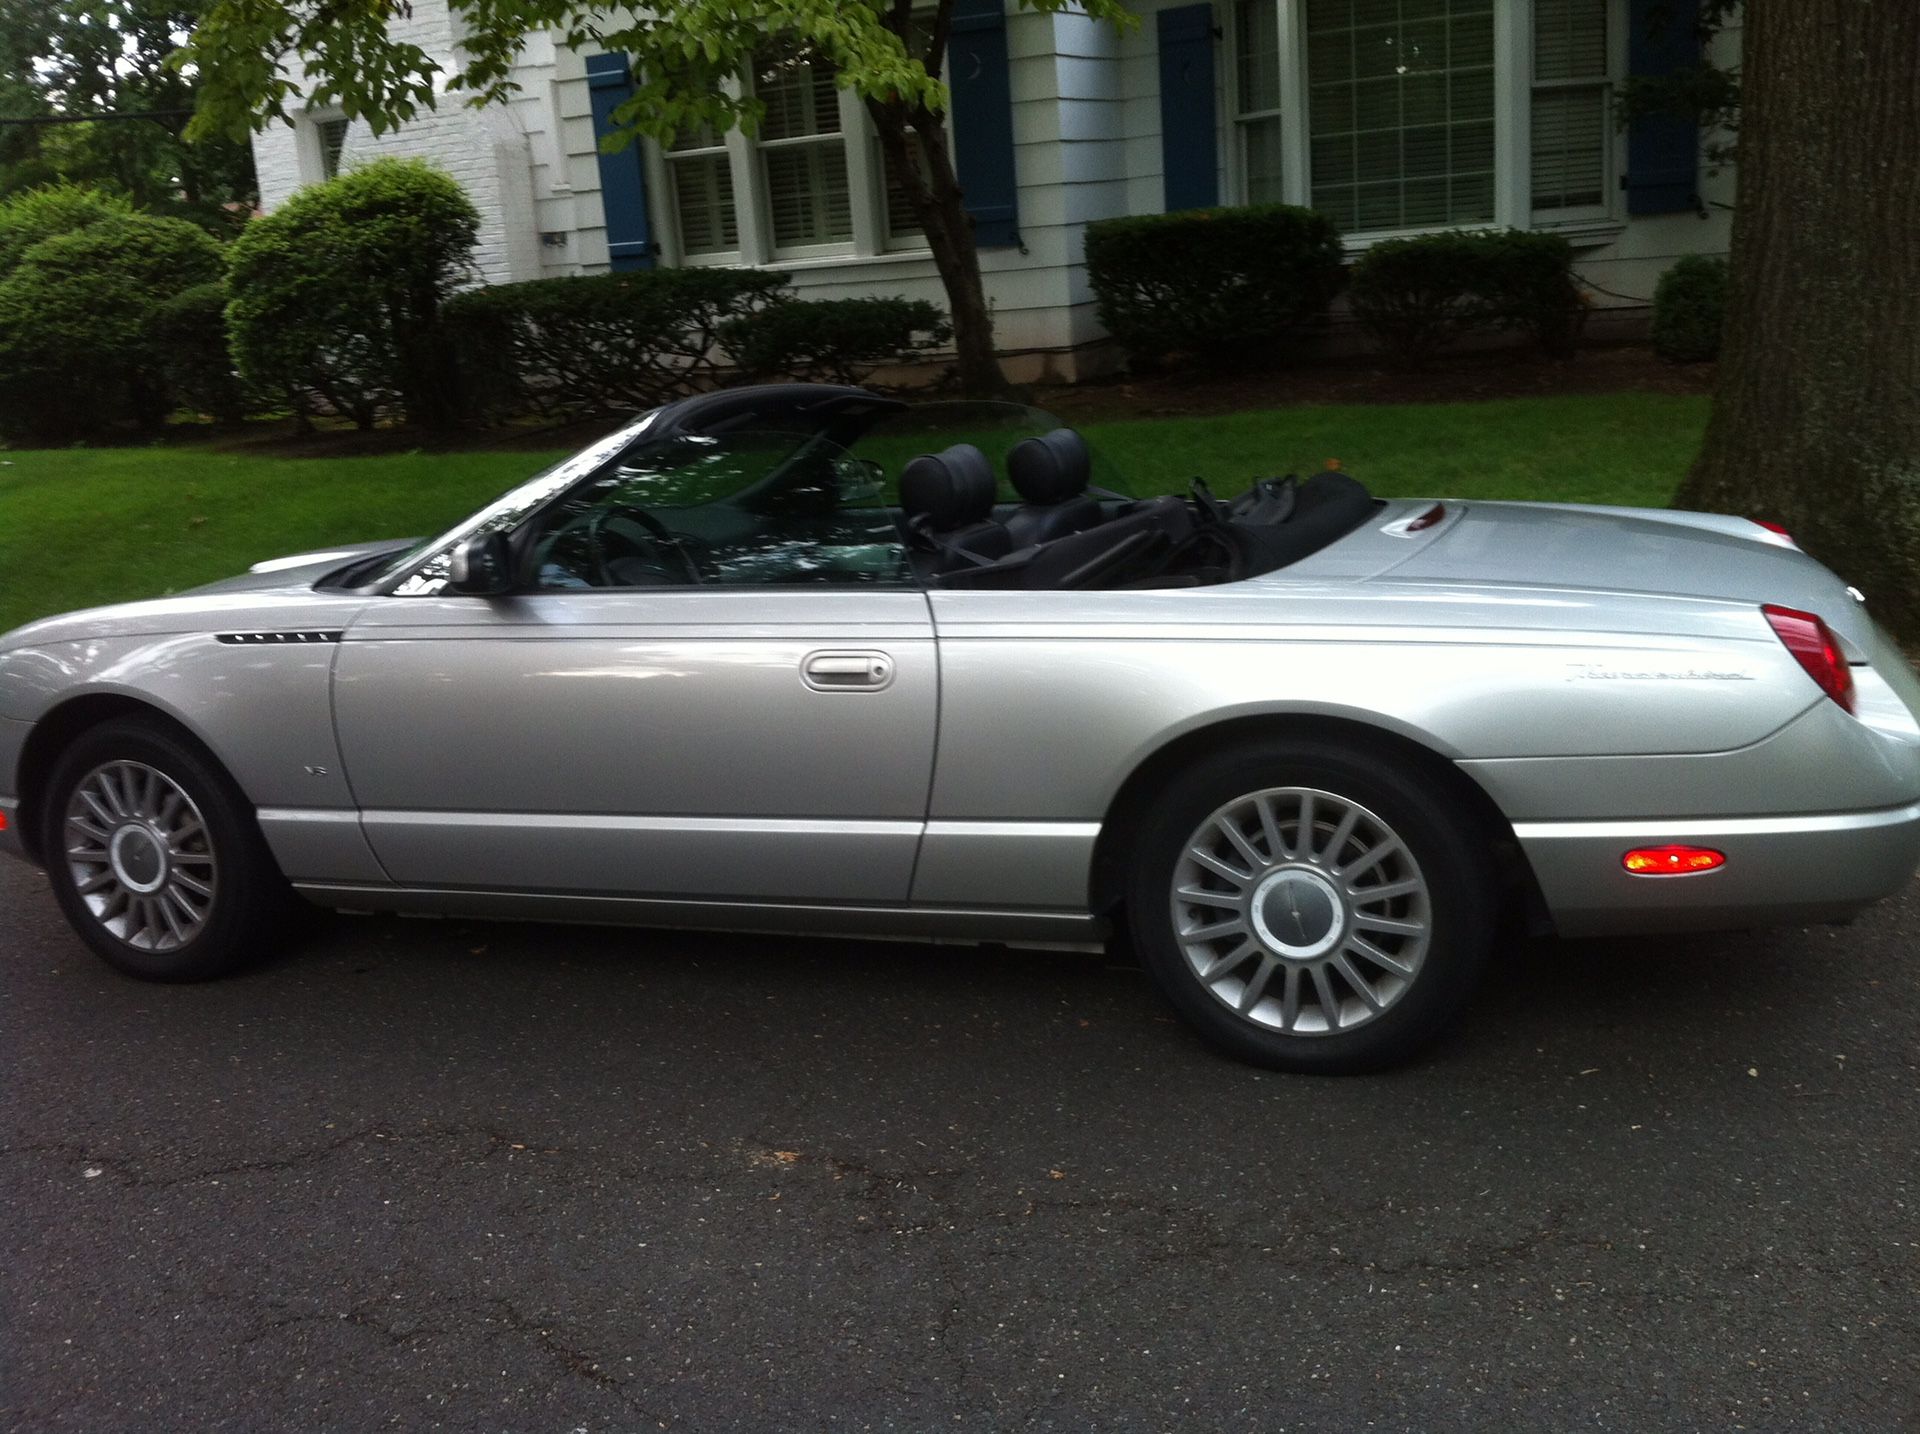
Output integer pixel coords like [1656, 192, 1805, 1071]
[1379, 501, 1879, 649]
[183, 539, 418, 595]
[0, 540, 412, 654]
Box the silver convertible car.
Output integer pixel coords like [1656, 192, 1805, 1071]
[4, 386, 1918, 1072]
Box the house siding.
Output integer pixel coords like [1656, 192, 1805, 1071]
[247, 0, 1735, 374]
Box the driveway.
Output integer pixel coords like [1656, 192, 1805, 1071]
[2, 858, 1915, 1431]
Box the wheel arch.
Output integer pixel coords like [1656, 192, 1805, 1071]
[14, 694, 218, 865]
[1087, 712, 1550, 931]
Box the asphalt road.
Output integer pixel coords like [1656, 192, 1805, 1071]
[2, 857, 1916, 1433]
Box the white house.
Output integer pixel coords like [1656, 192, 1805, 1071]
[250, 0, 1736, 382]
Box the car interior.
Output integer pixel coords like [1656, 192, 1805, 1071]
[365, 386, 1385, 597]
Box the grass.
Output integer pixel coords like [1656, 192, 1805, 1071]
[0, 392, 1708, 635]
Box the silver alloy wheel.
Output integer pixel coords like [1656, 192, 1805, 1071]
[62, 761, 219, 952]
[1170, 786, 1432, 1036]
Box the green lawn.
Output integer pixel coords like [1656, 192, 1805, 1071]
[0, 392, 1708, 635]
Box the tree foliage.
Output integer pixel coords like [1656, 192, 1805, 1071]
[0, 1, 256, 227]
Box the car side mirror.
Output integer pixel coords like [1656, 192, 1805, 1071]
[446, 531, 513, 596]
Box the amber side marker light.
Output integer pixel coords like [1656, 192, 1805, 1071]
[1623, 845, 1726, 876]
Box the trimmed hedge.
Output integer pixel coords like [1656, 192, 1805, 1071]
[0, 213, 225, 439]
[1347, 229, 1586, 367]
[0, 183, 137, 277]
[1651, 254, 1728, 363]
[1084, 204, 1346, 365]
[226, 158, 480, 429]
[152, 283, 251, 424]
[720, 296, 951, 387]
[445, 268, 789, 416]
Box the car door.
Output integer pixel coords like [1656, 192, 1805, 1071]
[329, 432, 937, 906]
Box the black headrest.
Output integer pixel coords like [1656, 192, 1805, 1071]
[900, 443, 996, 531]
[1006, 428, 1091, 506]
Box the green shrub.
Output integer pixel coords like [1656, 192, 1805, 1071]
[1348, 229, 1585, 367]
[151, 282, 251, 424]
[444, 268, 790, 417]
[0, 214, 224, 439]
[226, 158, 480, 429]
[1651, 254, 1728, 363]
[1084, 204, 1346, 365]
[720, 296, 951, 387]
[0, 183, 136, 277]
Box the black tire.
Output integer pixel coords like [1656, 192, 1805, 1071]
[1125, 737, 1499, 1074]
[39, 717, 292, 982]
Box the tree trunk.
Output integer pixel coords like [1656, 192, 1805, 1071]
[869, 101, 1010, 395]
[1674, 2, 1920, 639]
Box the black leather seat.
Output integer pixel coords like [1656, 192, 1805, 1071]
[900, 442, 1013, 571]
[1004, 428, 1105, 548]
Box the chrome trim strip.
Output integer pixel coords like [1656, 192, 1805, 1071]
[361, 811, 925, 837]
[922, 820, 1103, 840]
[256, 807, 363, 825]
[1511, 801, 1920, 842]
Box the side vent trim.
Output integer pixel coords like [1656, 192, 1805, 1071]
[215, 631, 344, 645]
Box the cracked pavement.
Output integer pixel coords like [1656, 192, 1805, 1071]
[1, 858, 1916, 1431]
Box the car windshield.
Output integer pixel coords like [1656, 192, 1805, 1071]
[371, 409, 660, 592]
[523, 427, 910, 588]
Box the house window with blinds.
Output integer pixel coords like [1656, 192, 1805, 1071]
[1530, 0, 1612, 216]
[1304, 0, 1496, 233]
[1234, 0, 1286, 204]
[318, 118, 349, 180]
[666, 122, 739, 257]
[752, 44, 855, 252]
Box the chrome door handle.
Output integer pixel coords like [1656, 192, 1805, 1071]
[802, 650, 894, 692]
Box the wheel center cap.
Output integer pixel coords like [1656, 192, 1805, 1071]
[109, 825, 168, 894]
[1250, 867, 1344, 959]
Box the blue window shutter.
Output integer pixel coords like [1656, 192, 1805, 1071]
[1624, 0, 1701, 216]
[949, 0, 1020, 248]
[1157, 5, 1219, 211]
[586, 52, 657, 270]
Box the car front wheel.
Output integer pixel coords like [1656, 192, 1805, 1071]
[1127, 739, 1499, 1074]
[40, 718, 290, 982]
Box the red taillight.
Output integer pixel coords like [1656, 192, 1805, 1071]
[1406, 502, 1447, 533]
[1752, 519, 1795, 541]
[0, 810, 7, 832]
[1763, 604, 1856, 713]
[1623, 845, 1726, 876]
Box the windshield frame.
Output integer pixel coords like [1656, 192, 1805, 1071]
[362, 408, 662, 595]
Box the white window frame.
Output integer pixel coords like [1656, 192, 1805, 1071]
[1219, 0, 1625, 243]
[295, 108, 350, 186]
[1528, 0, 1627, 228]
[647, 57, 942, 269]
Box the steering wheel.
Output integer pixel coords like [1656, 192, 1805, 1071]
[587, 505, 704, 586]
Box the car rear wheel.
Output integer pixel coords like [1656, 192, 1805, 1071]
[1126, 738, 1498, 1073]
[40, 718, 291, 982]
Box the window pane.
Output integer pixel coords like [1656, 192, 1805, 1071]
[756, 45, 843, 140]
[764, 142, 854, 247]
[1305, 0, 1496, 232]
[318, 118, 349, 179]
[884, 135, 930, 241]
[1242, 114, 1286, 202]
[1236, 0, 1282, 114]
[1534, 0, 1608, 81]
[1531, 85, 1607, 208]
[669, 154, 739, 254]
